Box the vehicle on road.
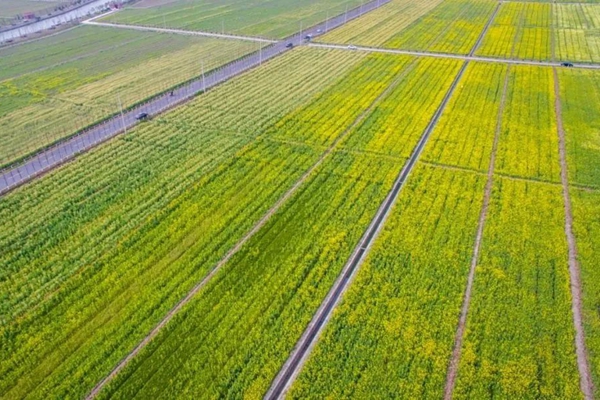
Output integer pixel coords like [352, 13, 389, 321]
[561, 62, 574, 67]
[348, 45, 357, 50]
[304, 34, 312, 40]
[286, 43, 294, 48]
[136, 112, 149, 121]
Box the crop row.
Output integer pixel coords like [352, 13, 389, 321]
[0, 25, 258, 167]
[91, 55, 460, 399]
[0, 49, 412, 399]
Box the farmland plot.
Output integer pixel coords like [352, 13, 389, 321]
[423, 62, 506, 172]
[315, 0, 443, 47]
[557, 68, 600, 188]
[382, 0, 496, 55]
[339, 57, 462, 157]
[289, 165, 486, 399]
[0, 48, 385, 399]
[0, 0, 65, 18]
[555, 4, 600, 63]
[494, 65, 561, 183]
[477, 2, 552, 61]
[102, 0, 363, 39]
[454, 178, 580, 398]
[0, 25, 257, 167]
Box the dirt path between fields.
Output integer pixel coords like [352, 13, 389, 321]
[553, 67, 595, 400]
[443, 64, 510, 400]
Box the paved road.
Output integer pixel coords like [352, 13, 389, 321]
[83, 20, 278, 43]
[0, 0, 391, 196]
[264, 4, 500, 398]
[310, 43, 600, 69]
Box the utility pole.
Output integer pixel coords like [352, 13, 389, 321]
[259, 44, 262, 65]
[222, 19, 224, 34]
[345, 4, 348, 24]
[299, 20, 303, 37]
[325, 11, 328, 33]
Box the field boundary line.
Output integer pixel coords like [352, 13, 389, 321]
[443, 64, 510, 399]
[85, 50, 414, 400]
[553, 67, 595, 400]
[82, 20, 278, 43]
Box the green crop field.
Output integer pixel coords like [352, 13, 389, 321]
[0, 0, 65, 18]
[101, 0, 363, 39]
[2, 0, 600, 398]
[0, 25, 257, 167]
[476, 2, 600, 62]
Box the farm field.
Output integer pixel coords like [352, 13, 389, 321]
[0, 48, 408, 399]
[382, 0, 496, 54]
[494, 65, 561, 183]
[88, 56, 461, 400]
[557, 68, 600, 188]
[477, 2, 600, 62]
[0, 0, 65, 18]
[0, 25, 257, 167]
[558, 67, 600, 395]
[100, 0, 363, 39]
[555, 4, 600, 62]
[289, 62, 503, 398]
[290, 164, 487, 399]
[423, 62, 507, 172]
[571, 189, 600, 397]
[315, 0, 443, 47]
[476, 2, 552, 61]
[291, 61, 585, 399]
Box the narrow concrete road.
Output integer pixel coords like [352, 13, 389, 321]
[0, 0, 390, 196]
